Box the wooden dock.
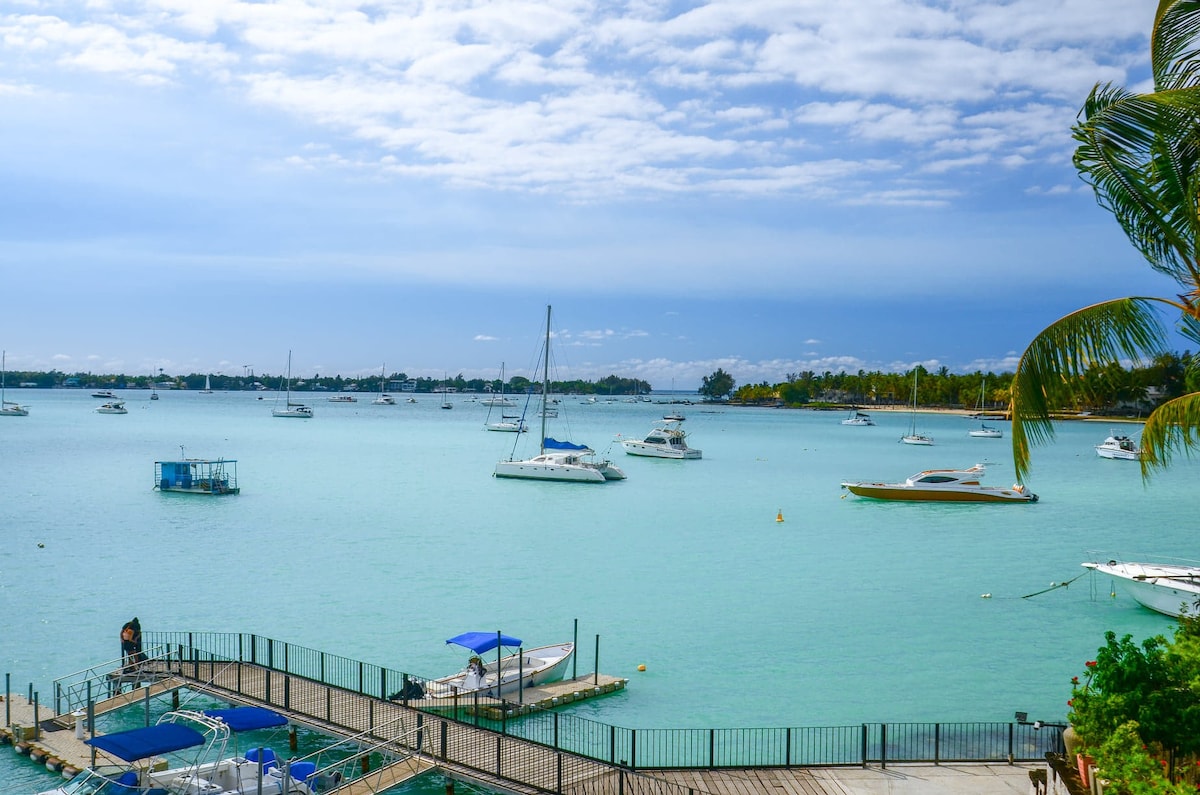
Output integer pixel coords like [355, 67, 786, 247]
[3, 661, 861, 795]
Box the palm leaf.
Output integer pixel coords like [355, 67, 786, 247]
[1152, 0, 1200, 91]
[1140, 392, 1200, 474]
[1011, 298, 1170, 482]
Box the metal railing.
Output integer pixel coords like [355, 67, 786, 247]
[126, 632, 1064, 770]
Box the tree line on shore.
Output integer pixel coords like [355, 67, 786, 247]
[698, 351, 1195, 413]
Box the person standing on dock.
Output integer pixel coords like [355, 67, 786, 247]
[131, 617, 143, 663]
[120, 620, 136, 668]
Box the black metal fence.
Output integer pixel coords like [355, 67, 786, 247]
[136, 631, 1064, 769]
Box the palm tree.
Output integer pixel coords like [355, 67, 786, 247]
[1012, 0, 1200, 481]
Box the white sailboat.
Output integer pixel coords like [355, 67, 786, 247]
[900, 370, 933, 445]
[200, 374, 213, 394]
[373, 363, 396, 405]
[272, 351, 313, 418]
[967, 378, 1002, 437]
[0, 350, 29, 416]
[485, 362, 525, 431]
[441, 374, 453, 409]
[494, 306, 626, 482]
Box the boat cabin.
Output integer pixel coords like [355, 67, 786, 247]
[155, 459, 240, 495]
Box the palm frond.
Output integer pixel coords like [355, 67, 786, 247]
[1139, 392, 1200, 476]
[1011, 298, 1170, 482]
[1152, 0, 1200, 91]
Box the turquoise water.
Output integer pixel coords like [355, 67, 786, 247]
[1, 389, 1190, 792]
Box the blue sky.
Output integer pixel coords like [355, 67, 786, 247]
[0, 0, 1180, 389]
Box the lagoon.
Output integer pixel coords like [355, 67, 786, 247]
[0, 389, 1189, 792]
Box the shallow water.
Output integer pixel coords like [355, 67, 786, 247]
[0, 390, 1187, 792]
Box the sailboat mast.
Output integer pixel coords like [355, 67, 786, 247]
[541, 305, 551, 454]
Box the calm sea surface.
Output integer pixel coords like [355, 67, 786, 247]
[1, 389, 1192, 792]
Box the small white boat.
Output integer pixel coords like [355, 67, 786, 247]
[96, 401, 128, 414]
[621, 420, 701, 459]
[1096, 433, 1140, 460]
[841, 463, 1037, 503]
[0, 350, 28, 416]
[663, 412, 685, 421]
[900, 371, 933, 445]
[487, 419, 528, 433]
[91, 389, 117, 399]
[272, 351, 312, 418]
[968, 423, 1003, 438]
[1082, 559, 1200, 617]
[200, 374, 214, 394]
[420, 632, 575, 699]
[328, 395, 357, 403]
[373, 363, 396, 404]
[841, 410, 874, 426]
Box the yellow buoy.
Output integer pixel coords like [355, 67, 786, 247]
[776, 510, 784, 523]
[637, 664, 646, 672]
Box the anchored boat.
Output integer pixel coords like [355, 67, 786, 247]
[155, 457, 240, 495]
[841, 463, 1037, 503]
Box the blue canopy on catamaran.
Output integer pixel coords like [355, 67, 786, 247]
[203, 707, 288, 732]
[543, 438, 590, 451]
[86, 723, 206, 762]
[446, 632, 523, 654]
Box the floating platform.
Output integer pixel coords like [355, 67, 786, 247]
[154, 458, 239, 495]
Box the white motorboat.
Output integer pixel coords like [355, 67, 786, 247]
[0, 350, 28, 416]
[328, 394, 356, 403]
[1096, 433, 1140, 460]
[96, 401, 128, 414]
[420, 632, 575, 699]
[38, 707, 316, 795]
[494, 306, 626, 483]
[272, 351, 313, 418]
[968, 423, 1003, 438]
[621, 420, 701, 459]
[92, 389, 117, 399]
[900, 371, 933, 445]
[841, 410, 874, 426]
[841, 463, 1037, 503]
[1082, 559, 1200, 617]
[373, 363, 396, 404]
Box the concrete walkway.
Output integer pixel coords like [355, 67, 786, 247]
[813, 762, 1038, 794]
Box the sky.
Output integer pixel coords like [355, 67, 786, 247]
[0, 0, 1183, 389]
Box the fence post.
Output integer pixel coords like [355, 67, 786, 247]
[496, 735, 502, 778]
[935, 723, 940, 765]
[554, 712, 559, 750]
[709, 728, 715, 769]
[610, 724, 616, 764]
[439, 719, 447, 760]
[880, 723, 887, 769]
[861, 724, 868, 768]
[250, 634, 258, 665]
[284, 675, 291, 711]
[630, 728, 636, 770]
[6, 673, 11, 726]
[380, 667, 387, 700]
[786, 727, 792, 767]
[557, 753, 563, 794]
[358, 661, 364, 695]
[268, 638, 275, 671]
[1008, 722, 1014, 764]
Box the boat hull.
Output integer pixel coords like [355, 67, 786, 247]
[621, 441, 701, 459]
[425, 643, 575, 699]
[495, 459, 606, 482]
[1083, 561, 1200, 616]
[841, 483, 1037, 502]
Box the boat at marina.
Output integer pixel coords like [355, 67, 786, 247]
[422, 631, 575, 699]
[37, 707, 315, 795]
[272, 351, 312, 418]
[96, 401, 128, 414]
[1096, 433, 1140, 460]
[372, 363, 396, 405]
[155, 457, 240, 495]
[494, 306, 626, 483]
[900, 372, 933, 445]
[1082, 559, 1200, 617]
[0, 350, 28, 417]
[621, 419, 701, 459]
[841, 464, 1037, 503]
[968, 423, 1003, 438]
[841, 410, 874, 426]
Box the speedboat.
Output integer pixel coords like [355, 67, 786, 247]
[38, 707, 316, 795]
[1082, 559, 1200, 617]
[373, 394, 396, 405]
[327, 395, 357, 403]
[96, 401, 128, 414]
[1096, 434, 1140, 460]
[420, 632, 575, 699]
[621, 420, 701, 459]
[841, 464, 1037, 503]
[968, 423, 1003, 438]
[92, 390, 117, 399]
[841, 410, 874, 426]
